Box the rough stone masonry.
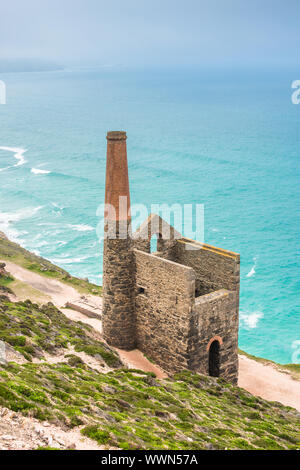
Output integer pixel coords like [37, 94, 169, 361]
[102, 131, 240, 384]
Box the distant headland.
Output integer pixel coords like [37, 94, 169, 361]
[0, 59, 64, 73]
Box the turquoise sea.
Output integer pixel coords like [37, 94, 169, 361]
[0, 66, 299, 364]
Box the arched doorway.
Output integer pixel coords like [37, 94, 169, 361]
[209, 340, 220, 377]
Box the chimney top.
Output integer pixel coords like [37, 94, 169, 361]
[107, 131, 127, 141]
[105, 130, 131, 222]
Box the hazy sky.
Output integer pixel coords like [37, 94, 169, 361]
[1, 0, 299, 66]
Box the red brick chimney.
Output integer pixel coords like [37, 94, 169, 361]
[105, 131, 131, 222]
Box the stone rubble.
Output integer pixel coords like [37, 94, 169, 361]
[0, 407, 104, 450]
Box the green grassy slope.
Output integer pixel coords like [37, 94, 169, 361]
[0, 234, 299, 450]
[0, 295, 299, 450]
[0, 234, 101, 295]
[0, 296, 120, 367]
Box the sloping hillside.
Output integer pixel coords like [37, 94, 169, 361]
[0, 234, 299, 450]
[0, 232, 101, 296]
[0, 295, 299, 451]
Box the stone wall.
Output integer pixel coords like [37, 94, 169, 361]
[188, 290, 239, 384]
[133, 239, 240, 383]
[103, 219, 239, 383]
[102, 223, 136, 350]
[134, 249, 195, 373]
[65, 303, 101, 320]
[174, 239, 240, 383]
[132, 214, 180, 260]
[174, 239, 240, 298]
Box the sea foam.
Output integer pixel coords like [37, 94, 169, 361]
[50, 255, 91, 265]
[240, 311, 264, 329]
[0, 206, 43, 243]
[68, 224, 94, 232]
[0, 147, 27, 172]
[31, 168, 51, 175]
[246, 257, 258, 278]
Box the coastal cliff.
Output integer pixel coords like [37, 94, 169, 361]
[0, 233, 299, 450]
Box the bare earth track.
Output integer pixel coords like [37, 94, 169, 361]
[0, 407, 107, 450]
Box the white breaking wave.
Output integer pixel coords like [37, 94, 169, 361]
[0, 147, 27, 172]
[240, 311, 264, 329]
[31, 168, 51, 175]
[56, 240, 67, 247]
[247, 266, 256, 278]
[0, 206, 43, 243]
[247, 257, 258, 278]
[51, 202, 65, 210]
[68, 224, 94, 232]
[51, 255, 91, 265]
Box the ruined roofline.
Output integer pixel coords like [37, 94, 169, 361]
[132, 213, 182, 241]
[134, 249, 234, 313]
[195, 289, 230, 306]
[178, 238, 240, 260]
[133, 248, 195, 275]
[132, 215, 240, 261]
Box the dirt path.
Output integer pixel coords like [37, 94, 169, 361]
[62, 308, 167, 378]
[62, 307, 103, 332]
[115, 348, 168, 379]
[0, 407, 106, 450]
[61, 306, 300, 408]
[3, 259, 299, 411]
[1, 260, 102, 311]
[238, 355, 300, 411]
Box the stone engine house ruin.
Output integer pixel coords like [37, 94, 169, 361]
[102, 131, 240, 384]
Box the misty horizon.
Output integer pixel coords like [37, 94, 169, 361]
[1, 0, 300, 68]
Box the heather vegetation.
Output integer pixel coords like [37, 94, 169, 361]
[0, 360, 299, 450]
[0, 237, 299, 450]
[0, 295, 299, 450]
[0, 296, 120, 367]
